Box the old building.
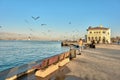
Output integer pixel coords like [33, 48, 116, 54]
[86, 25, 111, 44]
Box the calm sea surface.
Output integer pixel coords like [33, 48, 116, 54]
[0, 40, 69, 72]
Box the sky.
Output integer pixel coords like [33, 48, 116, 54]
[0, 0, 120, 40]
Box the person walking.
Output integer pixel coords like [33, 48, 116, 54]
[78, 38, 83, 55]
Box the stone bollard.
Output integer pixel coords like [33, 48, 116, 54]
[69, 49, 76, 60]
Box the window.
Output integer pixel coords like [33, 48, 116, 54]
[103, 37, 106, 43]
[103, 36, 105, 39]
[90, 32, 92, 34]
[103, 31, 106, 34]
[95, 37, 97, 40]
[88, 37, 90, 41]
[99, 37, 101, 40]
[92, 37, 94, 40]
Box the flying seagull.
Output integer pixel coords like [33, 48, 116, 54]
[31, 16, 40, 20]
[69, 22, 71, 24]
[24, 19, 29, 24]
[48, 30, 51, 32]
[0, 26, 2, 28]
[41, 24, 47, 26]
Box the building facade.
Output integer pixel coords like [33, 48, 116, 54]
[86, 25, 111, 44]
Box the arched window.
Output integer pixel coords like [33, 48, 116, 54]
[92, 37, 94, 40]
[90, 32, 92, 34]
[88, 37, 90, 41]
[103, 31, 106, 34]
[95, 37, 97, 40]
[99, 37, 101, 41]
[103, 37, 106, 43]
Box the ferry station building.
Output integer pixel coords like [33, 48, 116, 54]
[86, 25, 111, 44]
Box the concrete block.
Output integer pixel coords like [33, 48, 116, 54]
[59, 58, 70, 67]
[35, 63, 59, 78]
[6, 75, 17, 80]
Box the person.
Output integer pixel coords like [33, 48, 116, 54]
[77, 38, 83, 55]
[90, 40, 95, 48]
[118, 39, 120, 45]
[91, 40, 95, 45]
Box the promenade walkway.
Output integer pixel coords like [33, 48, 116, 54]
[54, 45, 120, 80]
[18, 44, 120, 80]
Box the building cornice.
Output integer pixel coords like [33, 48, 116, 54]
[87, 27, 109, 31]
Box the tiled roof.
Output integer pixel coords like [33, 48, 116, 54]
[87, 27, 109, 30]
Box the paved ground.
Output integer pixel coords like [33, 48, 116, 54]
[62, 47, 120, 80]
[19, 44, 120, 80]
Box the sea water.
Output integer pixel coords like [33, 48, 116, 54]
[0, 40, 69, 72]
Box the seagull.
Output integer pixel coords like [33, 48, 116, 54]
[24, 19, 29, 24]
[28, 28, 33, 31]
[31, 16, 40, 20]
[0, 26, 2, 28]
[41, 24, 47, 26]
[69, 22, 71, 24]
[48, 30, 51, 32]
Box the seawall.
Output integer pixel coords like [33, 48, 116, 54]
[0, 48, 78, 80]
[61, 41, 77, 46]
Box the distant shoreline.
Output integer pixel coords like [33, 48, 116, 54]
[0, 32, 61, 41]
[0, 40, 61, 42]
